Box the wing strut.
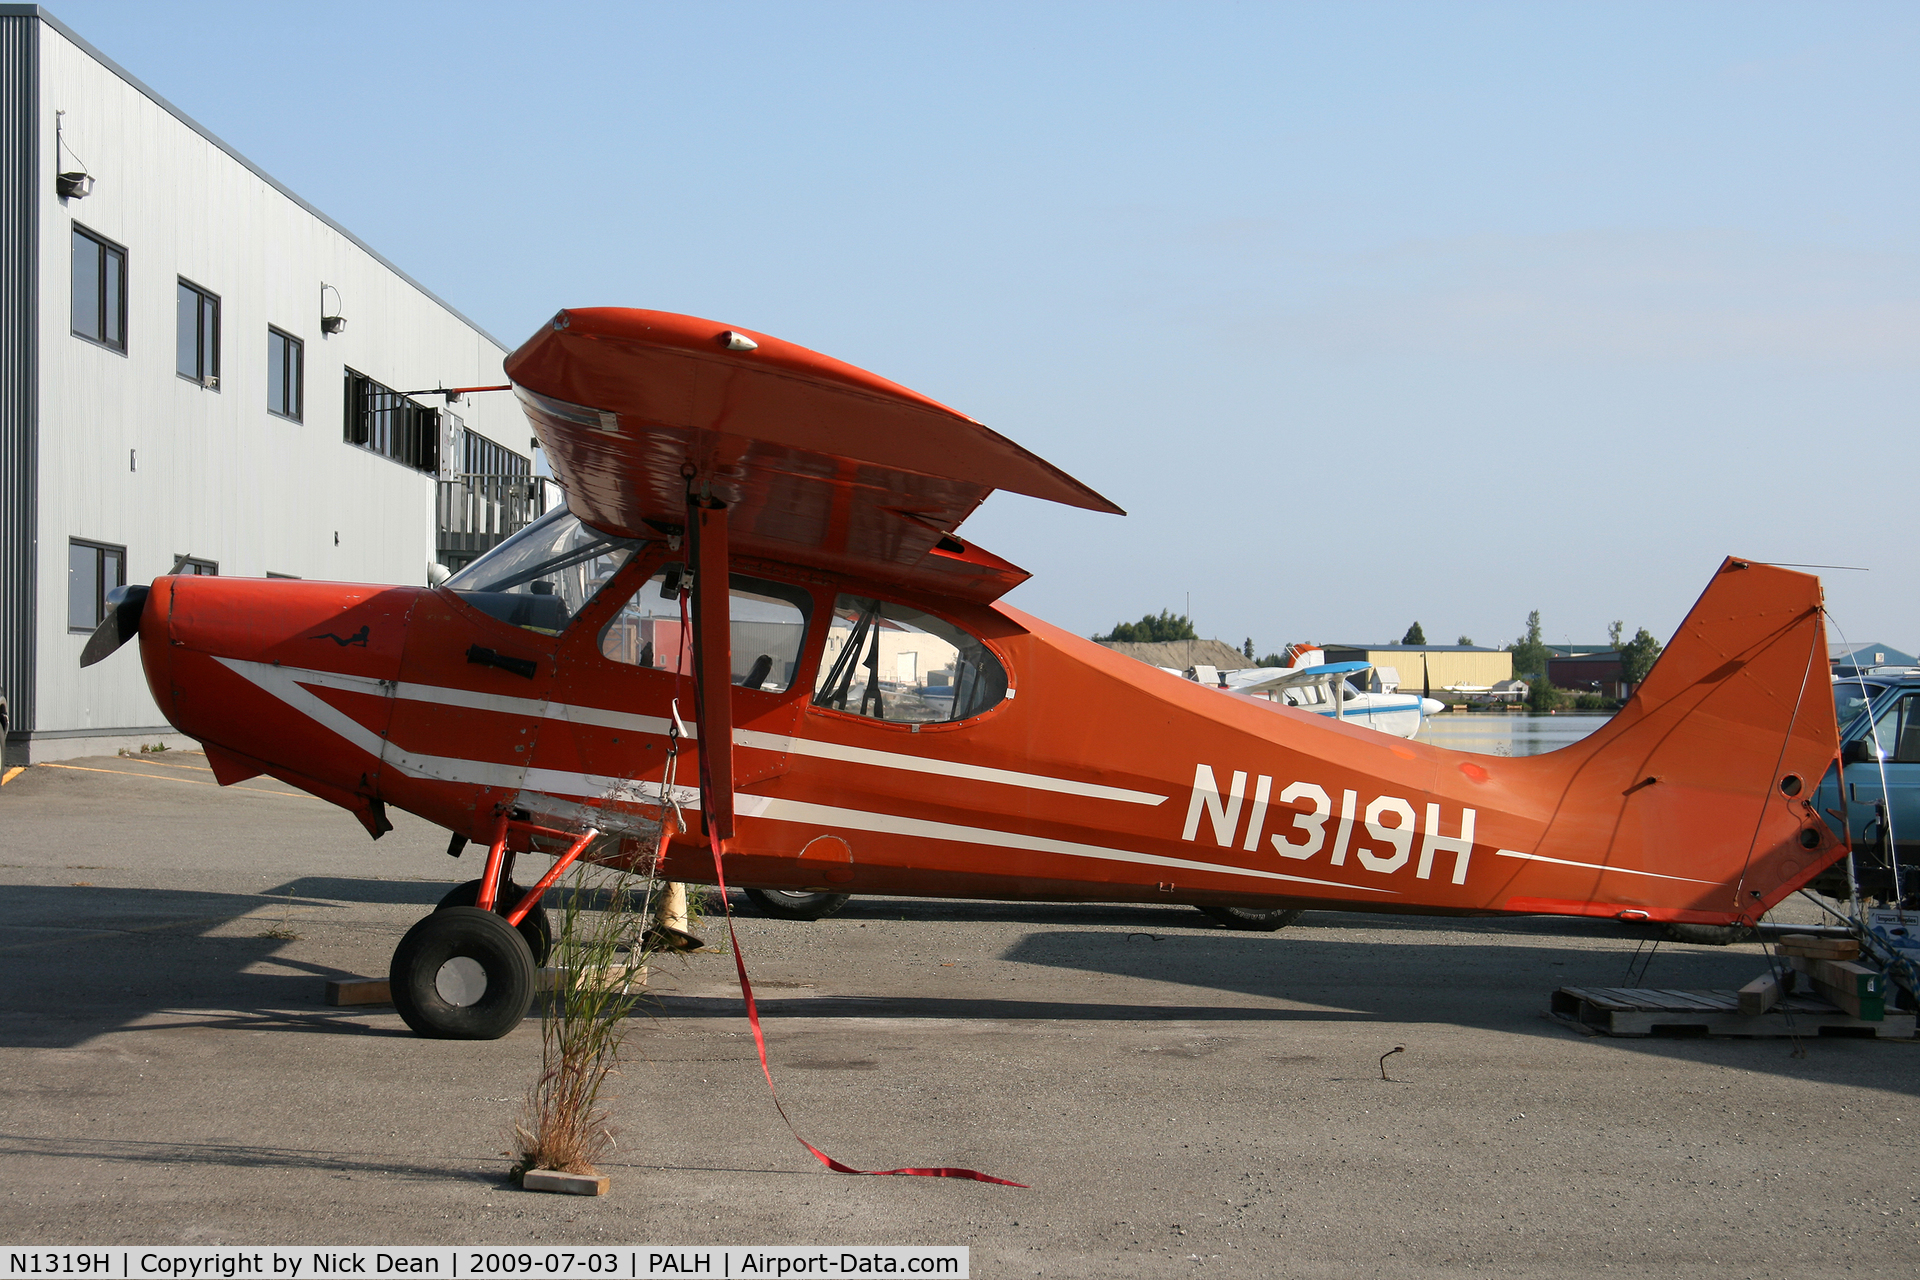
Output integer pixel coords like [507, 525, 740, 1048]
[688, 493, 736, 841]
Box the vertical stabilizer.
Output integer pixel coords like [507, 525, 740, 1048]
[1505, 559, 1838, 925]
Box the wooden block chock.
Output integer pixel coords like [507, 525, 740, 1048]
[1738, 973, 1783, 1016]
[1787, 955, 1886, 1021]
[1776, 934, 1861, 961]
[325, 977, 392, 1006]
[522, 1169, 609, 1196]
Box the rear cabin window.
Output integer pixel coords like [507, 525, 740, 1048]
[812, 594, 1007, 723]
[444, 507, 640, 634]
[600, 565, 812, 693]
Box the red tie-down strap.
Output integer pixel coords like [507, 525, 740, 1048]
[671, 525, 1023, 1187]
[701, 823, 1026, 1186]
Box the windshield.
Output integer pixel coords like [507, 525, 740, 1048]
[444, 507, 643, 634]
[1835, 680, 1889, 734]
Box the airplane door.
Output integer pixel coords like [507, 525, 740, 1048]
[378, 584, 558, 824]
[377, 511, 643, 832]
[532, 559, 811, 846]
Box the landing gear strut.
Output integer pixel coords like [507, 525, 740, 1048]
[388, 818, 600, 1039]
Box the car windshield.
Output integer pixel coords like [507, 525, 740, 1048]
[444, 507, 643, 634]
[1835, 680, 1889, 733]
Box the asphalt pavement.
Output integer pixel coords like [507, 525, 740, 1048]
[1, 752, 1915, 1277]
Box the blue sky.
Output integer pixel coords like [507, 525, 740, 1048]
[50, 1, 1920, 653]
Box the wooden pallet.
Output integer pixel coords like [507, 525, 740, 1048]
[1551, 986, 1916, 1039]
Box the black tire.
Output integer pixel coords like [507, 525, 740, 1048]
[1659, 922, 1756, 946]
[438, 878, 553, 964]
[743, 888, 851, 921]
[1197, 905, 1304, 932]
[390, 906, 536, 1039]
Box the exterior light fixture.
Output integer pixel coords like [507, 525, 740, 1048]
[720, 331, 758, 351]
[320, 283, 346, 335]
[54, 111, 93, 199]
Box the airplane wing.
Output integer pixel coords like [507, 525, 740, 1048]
[1228, 660, 1372, 695]
[503, 308, 1123, 603]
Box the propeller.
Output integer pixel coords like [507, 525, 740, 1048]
[79, 584, 149, 668]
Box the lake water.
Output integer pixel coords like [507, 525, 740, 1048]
[1414, 711, 1613, 757]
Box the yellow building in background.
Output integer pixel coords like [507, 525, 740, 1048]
[1320, 645, 1513, 694]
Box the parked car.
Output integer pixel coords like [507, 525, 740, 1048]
[1812, 670, 1920, 907]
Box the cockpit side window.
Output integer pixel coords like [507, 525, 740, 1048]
[599, 564, 813, 694]
[443, 507, 643, 635]
[811, 594, 1008, 724]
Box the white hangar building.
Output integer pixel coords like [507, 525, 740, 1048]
[1, 5, 547, 765]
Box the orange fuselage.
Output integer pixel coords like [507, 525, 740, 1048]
[138, 548, 1840, 929]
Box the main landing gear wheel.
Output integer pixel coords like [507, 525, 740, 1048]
[1196, 905, 1304, 932]
[438, 878, 553, 964]
[390, 906, 536, 1040]
[743, 888, 851, 921]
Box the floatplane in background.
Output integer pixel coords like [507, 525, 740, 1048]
[83, 307, 1844, 1040]
[1208, 646, 1448, 740]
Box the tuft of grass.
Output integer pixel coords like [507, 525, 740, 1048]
[510, 858, 657, 1181]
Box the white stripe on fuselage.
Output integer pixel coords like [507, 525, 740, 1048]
[221, 660, 1163, 806]
[211, 658, 1348, 896]
[1493, 848, 1720, 886]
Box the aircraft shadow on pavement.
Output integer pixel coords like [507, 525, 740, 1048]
[0, 1131, 501, 1183]
[989, 927, 1920, 1094]
[0, 883, 417, 1049]
[714, 897, 1920, 1094]
[806, 894, 1636, 940]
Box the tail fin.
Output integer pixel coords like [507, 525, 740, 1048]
[1504, 558, 1838, 926]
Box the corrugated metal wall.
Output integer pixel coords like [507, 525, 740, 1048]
[0, 14, 37, 740]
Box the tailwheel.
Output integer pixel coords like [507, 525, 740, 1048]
[390, 906, 536, 1040]
[1196, 905, 1304, 932]
[743, 888, 851, 921]
[438, 877, 553, 964]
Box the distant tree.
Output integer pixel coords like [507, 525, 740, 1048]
[1256, 653, 1287, 668]
[1507, 609, 1551, 680]
[1402, 621, 1426, 645]
[1607, 619, 1624, 650]
[1095, 610, 1198, 644]
[1243, 637, 1255, 660]
[1528, 678, 1561, 712]
[1618, 627, 1664, 686]
[1456, 635, 1473, 647]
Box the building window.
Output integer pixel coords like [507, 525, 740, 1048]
[344, 368, 438, 473]
[176, 280, 220, 387]
[268, 328, 303, 420]
[71, 226, 126, 353]
[68, 538, 126, 632]
[463, 427, 530, 479]
[173, 556, 218, 575]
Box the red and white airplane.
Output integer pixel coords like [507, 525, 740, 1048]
[84, 307, 1844, 1039]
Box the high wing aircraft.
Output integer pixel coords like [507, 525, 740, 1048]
[83, 307, 1845, 1040]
